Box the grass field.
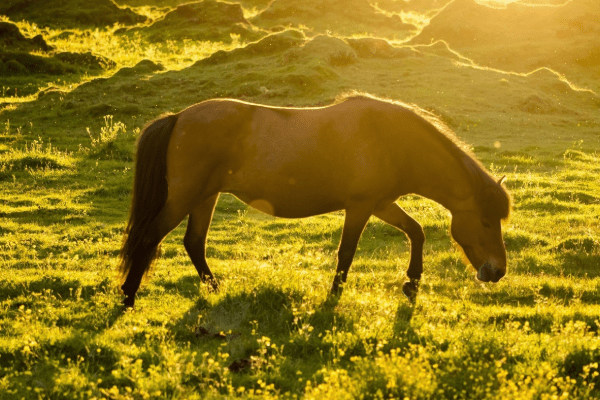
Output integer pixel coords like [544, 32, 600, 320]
[1, 0, 599, 398]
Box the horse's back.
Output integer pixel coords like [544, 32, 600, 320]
[166, 98, 431, 217]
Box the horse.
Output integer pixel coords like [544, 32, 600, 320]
[118, 94, 511, 308]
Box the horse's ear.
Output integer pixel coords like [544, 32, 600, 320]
[498, 175, 507, 185]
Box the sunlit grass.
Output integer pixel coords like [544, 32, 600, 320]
[2, 16, 246, 78]
[48, 29, 245, 70]
[1, 0, 600, 397]
[1, 137, 599, 397]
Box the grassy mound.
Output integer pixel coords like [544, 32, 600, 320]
[0, 0, 147, 29]
[113, 59, 164, 77]
[0, 22, 53, 52]
[251, 0, 416, 40]
[0, 52, 75, 76]
[0, 51, 114, 76]
[120, 0, 264, 43]
[0, 19, 116, 96]
[194, 29, 306, 66]
[0, 46, 115, 97]
[346, 37, 416, 59]
[517, 94, 576, 115]
[300, 35, 357, 66]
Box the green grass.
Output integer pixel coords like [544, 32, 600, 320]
[1, 0, 600, 398]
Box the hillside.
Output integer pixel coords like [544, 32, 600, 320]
[409, 0, 600, 91]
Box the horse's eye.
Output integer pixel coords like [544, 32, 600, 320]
[481, 220, 491, 229]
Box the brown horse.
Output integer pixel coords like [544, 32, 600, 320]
[119, 95, 511, 308]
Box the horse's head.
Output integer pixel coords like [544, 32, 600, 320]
[450, 177, 511, 283]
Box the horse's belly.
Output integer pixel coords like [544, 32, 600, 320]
[223, 171, 344, 218]
[226, 188, 344, 219]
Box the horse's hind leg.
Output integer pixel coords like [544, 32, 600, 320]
[122, 202, 189, 307]
[374, 203, 425, 302]
[330, 207, 372, 296]
[183, 194, 220, 291]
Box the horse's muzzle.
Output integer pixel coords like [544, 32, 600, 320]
[477, 262, 505, 283]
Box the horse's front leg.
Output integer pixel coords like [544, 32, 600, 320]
[330, 207, 372, 296]
[374, 203, 425, 303]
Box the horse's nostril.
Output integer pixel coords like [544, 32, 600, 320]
[477, 262, 506, 283]
[477, 262, 492, 282]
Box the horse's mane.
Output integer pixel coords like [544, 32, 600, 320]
[336, 92, 512, 220]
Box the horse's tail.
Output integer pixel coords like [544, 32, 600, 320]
[119, 114, 179, 280]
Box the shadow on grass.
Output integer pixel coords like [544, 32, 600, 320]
[452, 280, 600, 308]
[0, 275, 112, 303]
[386, 301, 428, 352]
[166, 285, 376, 361]
[558, 253, 600, 278]
[0, 330, 121, 376]
[0, 206, 90, 226]
[161, 282, 429, 377]
[488, 311, 600, 334]
[1, 273, 129, 334]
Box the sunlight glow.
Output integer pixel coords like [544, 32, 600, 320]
[410, 40, 598, 96]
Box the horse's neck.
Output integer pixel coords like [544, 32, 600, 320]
[410, 141, 477, 214]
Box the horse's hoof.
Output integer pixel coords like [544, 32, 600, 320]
[201, 279, 219, 293]
[402, 281, 418, 304]
[329, 284, 343, 298]
[122, 296, 135, 309]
